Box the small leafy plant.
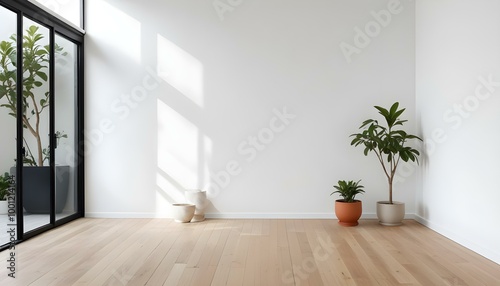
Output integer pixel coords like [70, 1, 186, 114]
[0, 172, 12, 200]
[350, 102, 422, 204]
[331, 180, 365, 203]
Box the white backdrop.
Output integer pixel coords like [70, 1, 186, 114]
[84, 0, 417, 218]
[416, 0, 500, 265]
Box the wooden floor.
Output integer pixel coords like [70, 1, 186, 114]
[0, 212, 76, 245]
[0, 219, 499, 285]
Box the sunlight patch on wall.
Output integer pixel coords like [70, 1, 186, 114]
[157, 34, 204, 107]
[157, 99, 199, 192]
[92, 0, 141, 63]
[202, 135, 213, 189]
[155, 173, 183, 217]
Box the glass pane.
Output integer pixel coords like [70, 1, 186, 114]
[33, 0, 82, 29]
[55, 34, 77, 220]
[22, 18, 50, 232]
[0, 6, 18, 246]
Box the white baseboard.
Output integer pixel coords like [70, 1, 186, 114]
[205, 213, 335, 219]
[85, 212, 161, 218]
[85, 212, 341, 219]
[204, 213, 390, 219]
[85, 212, 414, 220]
[414, 214, 500, 265]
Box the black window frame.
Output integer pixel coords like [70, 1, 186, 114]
[0, 0, 85, 248]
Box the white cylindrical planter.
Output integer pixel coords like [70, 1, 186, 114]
[377, 201, 405, 226]
[0, 201, 7, 215]
[172, 204, 195, 223]
[185, 190, 207, 222]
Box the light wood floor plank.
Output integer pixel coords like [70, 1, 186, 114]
[127, 222, 183, 285]
[196, 222, 229, 284]
[210, 220, 242, 285]
[1, 218, 499, 285]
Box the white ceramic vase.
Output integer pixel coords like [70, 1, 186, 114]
[172, 204, 195, 223]
[185, 189, 207, 222]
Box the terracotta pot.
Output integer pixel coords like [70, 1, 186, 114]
[334, 200, 362, 226]
[376, 201, 405, 226]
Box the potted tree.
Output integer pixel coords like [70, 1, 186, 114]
[0, 25, 69, 214]
[331, 179, 365, 226]
[350, 102, 422, 226]
[0, 172, 12, 215]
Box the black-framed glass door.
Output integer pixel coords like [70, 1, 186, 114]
[0, 4, 17, 247]
[0, 0, 84, 248]
[21, 17, 52, 233]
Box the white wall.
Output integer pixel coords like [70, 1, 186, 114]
[416, 0, 500, 264]
[84, 0, 416, 218]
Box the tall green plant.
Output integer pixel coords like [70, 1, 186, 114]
[0, 25, 65, 166]
[350, 102, 422, 204]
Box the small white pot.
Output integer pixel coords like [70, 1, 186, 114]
[0, 200, 7, 215]
[376, 201, 405, 226]
[172, 204, 195, 223]
[185, 190, 207, 222]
